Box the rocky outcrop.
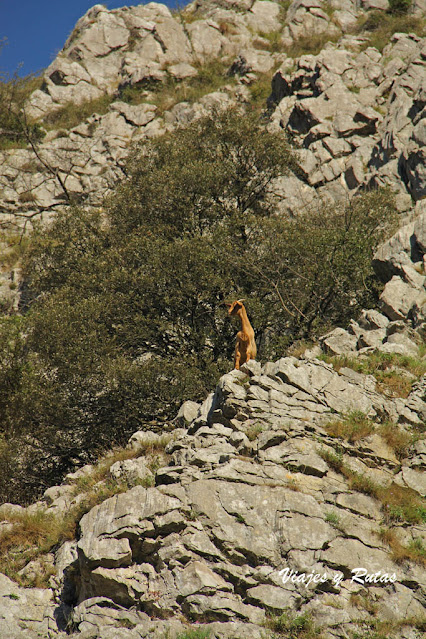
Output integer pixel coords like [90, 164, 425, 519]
[0, 6, 425, 635]
[321, 209, 426, 360]
[269, 32, 426, 204]
[1, 341, 424, 638]
[1, 0, 425, 232]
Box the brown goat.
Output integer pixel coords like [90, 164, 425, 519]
[225, 299, 257, 370]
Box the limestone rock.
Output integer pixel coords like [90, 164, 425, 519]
[320, 327, 358, 355]
[109, 458, 153, 485]
[0, 573, 56, 639]
[380, 275, 426, 322]
[78, 486, 184, 568]
[373, 217, 419, 282]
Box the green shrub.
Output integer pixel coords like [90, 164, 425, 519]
[388, 0, 412, 15]
[0, 109, 398, 503]
[265, 611, 324, 638]
[320, 448, 426, 525]
[0, 70, 45, 149]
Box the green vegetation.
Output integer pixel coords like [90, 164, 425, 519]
[325, 511, 343, 529]
[256, 30, 285, 53]
[43, 94, 114, 131]
[324, 409, 417, 460]
[353, 10, 425, 52]
[321, 350, 426, 398]
[320, 448, 426, 526]
[0, 71, 45, 150]
[264, 611, 324, 638]
[176, 628, 211, 639]
[0, 108, 398, 503]
[0, 438, 168, 586]
[388, 0, 412, 15]
[253, 29, 339, 58]
[0, 232, 31, 269]
[324, 411, 375, 443]
[120, 58, 236, 115]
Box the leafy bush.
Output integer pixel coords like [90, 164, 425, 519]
[388, 0, 412, 15]
[0, 71, 45, 149]
[0, 108, 398, 503]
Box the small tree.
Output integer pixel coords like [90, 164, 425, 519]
[0, 108, 398, 503]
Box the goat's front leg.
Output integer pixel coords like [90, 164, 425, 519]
[234, 343, 241, 370]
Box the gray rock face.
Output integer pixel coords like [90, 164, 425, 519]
[380, 275, 426, 322]
[0, 573, 57, 639]
[269, 33, 426, 203]
[1, 0, 424, 230]
[1, 4, 426, 636]
[320, 327, 358, 355]
[1, 335, 426, 638]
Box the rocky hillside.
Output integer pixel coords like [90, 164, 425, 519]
[1, 0, 425, 306]
[0, 1, 425, 638]
[0, 216, 425, 638]
[1, 0, 425, 219]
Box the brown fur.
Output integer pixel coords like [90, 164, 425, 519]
[225, 299, 257, 370]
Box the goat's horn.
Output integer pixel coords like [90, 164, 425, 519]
[237, 298, 246, 303]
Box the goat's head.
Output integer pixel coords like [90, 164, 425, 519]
[225, 299, 245, 316]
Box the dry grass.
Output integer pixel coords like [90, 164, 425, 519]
[352, 11, 426, 52]
[288, 33, 340, 58]
[324, 413, 418, 460]
[379, 483, 426, 526]
[43, 94, 114, 131]
[0, 509, 74, 587]
[324, 411, 375, 443]
[321, 350, 426, 398]
[350, 592, 378, 615]
[246, 422, 266, 442]
[69, 435, 172, 495]
[320, 449, 426, 526]
[353, 618, 426, 639]
[287, 340, 315, 359]
[378, 422, 416, 460]
[378, 528, 426, 567]
[18, 191, 36, 204]
[287, 476, 301, 492]
[0, 436, 172, 586]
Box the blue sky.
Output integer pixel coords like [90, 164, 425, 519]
[0, 0, 180, 77]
